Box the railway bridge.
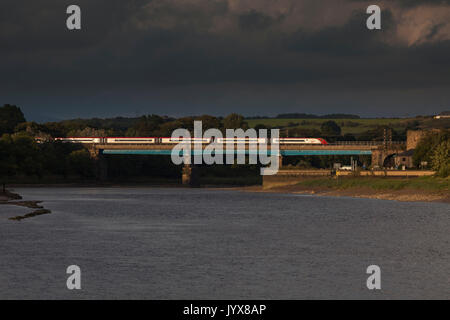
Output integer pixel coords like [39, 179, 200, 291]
[85, 141, 405, 185]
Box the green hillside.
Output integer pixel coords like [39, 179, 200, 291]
[246, 117, 446, 136]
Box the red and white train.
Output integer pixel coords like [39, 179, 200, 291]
[50, 137, 328, 145]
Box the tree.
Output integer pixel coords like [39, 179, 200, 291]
[196, 115, 221, 130]
[156, 121, 186, 137]
[39, 141, 81, 177]
[0, 135, 16, 188]
[11, 132, 43, 177]
[431, 140, 450, 177]
[15, 121, 53, 141]
[357, 126, 401, 141]
[287, 128, 321, 138]
[320, 120, 341, 136]
[127, 115, 165, 136]
[413, 130, 450, 167]
[68, 149, 95, 178]
[67, 127, 110, 137]
[0, 104, 26, 134]
[223, 113, 247, 129]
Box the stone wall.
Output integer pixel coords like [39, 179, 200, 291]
[182, 164, 200, 187]
[359, 170, 435, 177]
[371, 145, 405, 168]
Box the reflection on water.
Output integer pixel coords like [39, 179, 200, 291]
[0, 187, 449, 299]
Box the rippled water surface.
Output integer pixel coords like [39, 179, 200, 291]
[0, 187, 449, 299]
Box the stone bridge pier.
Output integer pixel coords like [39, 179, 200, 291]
[182, 164, 200, 187]
[88, 146, 108, 181]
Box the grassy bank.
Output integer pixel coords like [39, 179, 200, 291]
[249, 176, 449, 202]
[296, 176, 450, 192]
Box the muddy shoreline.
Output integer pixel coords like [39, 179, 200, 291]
[233, 185, 450, 203]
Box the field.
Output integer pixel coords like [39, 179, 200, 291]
[246, 118, 412, 135]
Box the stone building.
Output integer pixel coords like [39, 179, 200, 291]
[406, 130, 426, 150]
[395, 149, 414, 169]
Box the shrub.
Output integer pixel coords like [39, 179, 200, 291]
[431, 140, 450, 177]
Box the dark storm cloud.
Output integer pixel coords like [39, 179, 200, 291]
[350, 0, 450, 7]
[238, 10, 284, 31]
[397, 0, 450, 7]
[0, 1, 147, 52]
[1, 0, 450, 119]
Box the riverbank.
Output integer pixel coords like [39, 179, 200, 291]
[4, 174, 260, 187]
[3, 176, 449, 208]
[239, 176, 450, 203]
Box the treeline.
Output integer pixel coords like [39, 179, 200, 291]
[275, 113, 360, 119]
[0, 103, 403, 142]
[14, 113, 249, 139]
[0, 104, 97, 182]
[246, 113, 361, 119]
[0, 133, 95, 180]
[0, 105, 257, 183]
[255, 120, 405, 142]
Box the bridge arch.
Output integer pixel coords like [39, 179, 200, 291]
[383, 153, 397, 168]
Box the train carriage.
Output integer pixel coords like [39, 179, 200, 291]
[54, 137, 102, 144]
[215, 137, 267, 144]
[160, 137, 211, 144]
[272, 138, 327, 145]
[105, 137, 157, 144]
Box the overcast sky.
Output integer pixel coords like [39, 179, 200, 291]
[1, 0, 450, 121]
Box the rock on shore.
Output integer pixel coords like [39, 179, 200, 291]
[0, 189, 52, 220]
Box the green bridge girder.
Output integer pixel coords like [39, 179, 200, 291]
[102, 149, 373, 156]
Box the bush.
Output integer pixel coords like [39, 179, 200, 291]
[321, 121, 341, 136]
[0, 104, 26, 134]
[68, 149, 95, 178]
[431, 140, 450, 177]
[436, 164, 450, 178]
[414, 130, 450, 168]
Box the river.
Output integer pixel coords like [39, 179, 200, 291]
[0, 187, 448, 299]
